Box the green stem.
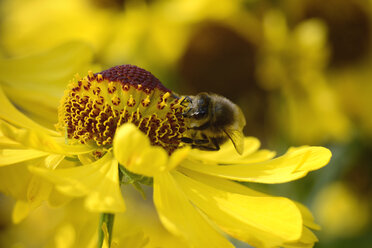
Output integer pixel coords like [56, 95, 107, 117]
[98, 213, 115, 248]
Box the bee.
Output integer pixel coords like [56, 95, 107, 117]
[180, 92, 246, 155]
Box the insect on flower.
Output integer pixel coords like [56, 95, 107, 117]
[0, 62, 332, 248]
[57, 64, 246, 155]
[180, 93, 246, 154]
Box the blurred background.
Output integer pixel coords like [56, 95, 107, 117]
[0, 0, 371, 247]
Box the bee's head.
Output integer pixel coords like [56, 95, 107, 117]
[182, 93, 211, 123]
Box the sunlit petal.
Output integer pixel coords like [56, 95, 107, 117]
[0, 149, 48, 166]
[114, 123, 151, 166]
[114, 123, 172, 177]
[183, 146, 331, 183]
[30, 153, 125, 213]
[153, 172, 234, 248]
[189, 137, 262, 163]
[173, 171, 303, 247]
[0, 120, 95, 155]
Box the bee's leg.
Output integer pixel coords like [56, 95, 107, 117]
[191, 144, 220, 151]
[181, 133, 220, 151]
[194, 139, 210, 144]
[181, 137, 194, 144]
[190, 138, 220, 151]
[211, 138, 221, 150]
[181, 137, 210, 146]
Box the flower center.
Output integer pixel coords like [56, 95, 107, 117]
[57, 65, 186, 154]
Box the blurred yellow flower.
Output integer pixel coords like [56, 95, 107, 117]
[257, 10, 351, 144]
[312, 182, 370, 239]
[0, 41, 97, 128]
[0, 87, 98, 222]
[332, 58, 372, 138]
[0, 42, 102, 222]
[1, 0, 243, 77]
[0, 188, 189, 248]
[1, 0, 112, 57]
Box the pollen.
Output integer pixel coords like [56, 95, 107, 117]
[142, 95, 151, 107]
[127, 95, 135, 107]
[57, 64, 186, 153]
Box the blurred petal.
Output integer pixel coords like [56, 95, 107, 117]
[183, 146, 331, 183]
[30, 153, 125, 213]
[173, 171, 303, 247]
[0, 86, 57, 135]
[0, 134, 24, 149]
[0, 41, 96, 127]
[0, 149, 48, 166]
[0, 41, 94, 87]
[284, 227, 318, 248]
[0, 120, 95, 155]
[12, 200, 31, 224]
[294, 202, 321, 230]
[0, 162, 32, 201]
[153, 172, 234, 248]
[47, 188, 73, 207]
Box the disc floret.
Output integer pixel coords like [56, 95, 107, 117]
[57, 65, 186, 153]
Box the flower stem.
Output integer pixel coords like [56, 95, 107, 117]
[98, 213, 115, 248]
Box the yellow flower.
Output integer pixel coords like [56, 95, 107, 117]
[114, 123, 330, 248]
[1, 0, 244, 77]
[0, 64, 331, 247]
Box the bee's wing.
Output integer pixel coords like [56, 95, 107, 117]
[224, 129, 245, 155]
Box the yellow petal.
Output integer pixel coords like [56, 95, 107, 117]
[48, 188, 73, 208]
[0, 120, 95, 155]
[0, 134, 24, 149]
[128, 146, 168, 177]
[284, 227, 318, 248]
[182, 146, 331, 183]
[0, 161, 33, 200]
[294, 202, 321, 230]
[167, 147, 190, 171]
[0, 86, 57, 135]
[0, 41, 94, 87]
[2, 85, 60, 130]
[0, 149, 48, 166]
[114, 123, 171, 177]
[43, 154, 65, 170]
[84, 159, 125, 213]
[25, 174, 53, 214]
[153, 172, 234, 248]
[189, 137, 262, 163]
[30, 153, 125, 213]
[173, 171, 303, 247]
[12, 200, 30, 224]
[114, 123, 150, 166]
[10, 171, 53, 223]
[0, 42, 96, 128]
